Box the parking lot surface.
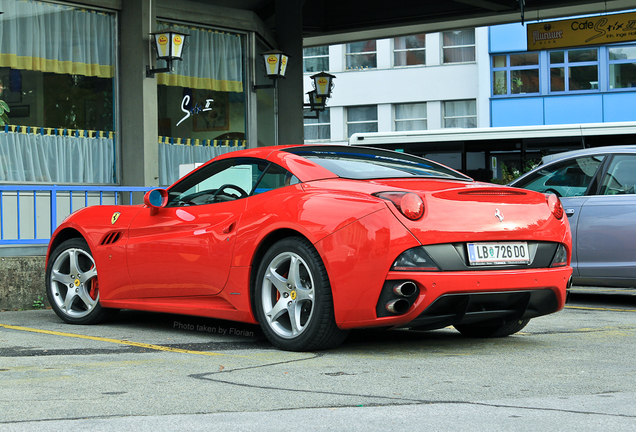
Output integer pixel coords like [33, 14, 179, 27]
[1, 288, 636, 431]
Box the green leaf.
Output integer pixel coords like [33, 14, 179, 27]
[0, 100, 9, 112]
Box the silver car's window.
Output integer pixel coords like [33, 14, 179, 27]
[514, 155, 604, 197]
[600, 155, 636, 195]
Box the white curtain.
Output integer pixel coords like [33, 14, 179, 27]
[159, 143, 241, 186]
[156, 22, 243, 92]
[0, 130, 114, 183]
[0, 0, 115, 77]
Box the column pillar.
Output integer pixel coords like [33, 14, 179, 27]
[274, 0, 304, 145]
[120, 0, 159, 188]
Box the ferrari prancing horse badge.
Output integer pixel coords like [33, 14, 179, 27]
[111, 212, 121, 225]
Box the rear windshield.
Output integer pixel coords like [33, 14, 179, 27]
[285, 146, 472, 181]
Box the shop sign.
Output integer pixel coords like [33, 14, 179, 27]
[527, 11, 636, 51]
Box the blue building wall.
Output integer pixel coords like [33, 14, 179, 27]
[489, 20, 636, 127]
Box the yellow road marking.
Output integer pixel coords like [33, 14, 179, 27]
[0, 323, 224, 356]
[565, 305, 636, 313]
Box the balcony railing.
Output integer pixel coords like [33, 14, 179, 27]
[0, 185, 153, 246]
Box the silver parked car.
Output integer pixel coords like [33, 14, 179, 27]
[510, 145, 636, 288]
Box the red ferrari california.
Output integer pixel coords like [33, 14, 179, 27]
[46, 145, 572, 351]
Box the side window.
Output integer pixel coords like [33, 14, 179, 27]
[600, 155, 636, 195]
[514, 155, 604, 197]
[167, 160, 259, 206]
[253, 163, 299, 195]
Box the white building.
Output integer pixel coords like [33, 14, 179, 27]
[302, 27, 491, 144]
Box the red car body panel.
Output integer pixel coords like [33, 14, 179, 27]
[47, 145, 572, 333]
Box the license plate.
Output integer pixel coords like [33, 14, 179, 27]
[467, 242, 530, 266]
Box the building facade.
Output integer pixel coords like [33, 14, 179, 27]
[302, 27, 491, 144]
[303, 10, 636, 178]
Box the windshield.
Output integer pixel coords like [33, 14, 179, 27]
[285, 146, 472, 181]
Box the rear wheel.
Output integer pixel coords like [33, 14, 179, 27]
[46, 238, 118, 324]
[454, 318, 530, 338]
[254, 237, 348, 351]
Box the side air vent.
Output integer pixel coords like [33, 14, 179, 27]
[101, 231, 123, 246]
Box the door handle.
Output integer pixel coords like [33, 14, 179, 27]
[565, 209, 575, 217]
[222, 221, 236, 234]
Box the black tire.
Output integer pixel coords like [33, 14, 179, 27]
[46, 238, 118, 325]
[454, 318, 530, 338]
[254, 237, 349, 351]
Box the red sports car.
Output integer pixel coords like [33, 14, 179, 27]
[46, 145, 572, 351]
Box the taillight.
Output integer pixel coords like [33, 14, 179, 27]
[375, 192, 425, 220]
[550, 244, 568, 267]
[392, 247, 440, 271]
[545, 193, 564, 220]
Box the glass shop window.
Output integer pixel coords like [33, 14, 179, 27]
[156, 23, 247, 186]
[0, 0, 116, 183]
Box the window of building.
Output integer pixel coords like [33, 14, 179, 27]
[0, 1, 116, 183]
[156, 22, 247, 186]
[609, 46, 636, 90]
[549, 48, 599, 92]
[394, 35, 426, 67]
[394, 103, 427, 131]
[443, 100, 476, 128]
[492, 53, 540, 96]
[345, 41, 377, 70]
[442, 29, 475, 64]
[304, 108, 331, 141]
[303, 46, 330, 73]
[347, 106, 378, 137]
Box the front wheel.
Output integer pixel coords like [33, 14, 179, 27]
[46, 238, 118, 325]
[454, 318, 530, 338]
[254, 237, 348, 351]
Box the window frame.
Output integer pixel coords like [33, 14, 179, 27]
[393, 102, 428, 131]
[442, 29, 476, 64]
[548, 48, 600, 94]
[393, 34, 427, 68]
[608, 44, 636, 91]
[346, 105, 378, 137]
[491, 53, 541, 97]
[303, 46, 330, 74]
[303, 107, 331, 142]
[345, 40, 377, 71]
[442, 100, 477, 129]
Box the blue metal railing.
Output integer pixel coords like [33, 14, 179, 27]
[0, 185, 153, 245]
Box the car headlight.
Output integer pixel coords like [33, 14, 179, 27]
[392, 247, 440, 271]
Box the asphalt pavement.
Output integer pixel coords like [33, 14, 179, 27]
[1, 288, 636, 431]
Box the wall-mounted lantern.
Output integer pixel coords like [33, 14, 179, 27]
[304, 72, 335, 119]
[146, 29, 189, 78]
[253, 50, 290, 90]
[310, 71, 336, 98]
[303, 90, 327, 119]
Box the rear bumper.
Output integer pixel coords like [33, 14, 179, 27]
[337, 266, 572, 330]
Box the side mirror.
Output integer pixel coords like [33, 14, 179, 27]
[144, 188, 168, 215]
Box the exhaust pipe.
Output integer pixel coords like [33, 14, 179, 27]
[393, 281, 417, 297]
[386, 299, 411, 315]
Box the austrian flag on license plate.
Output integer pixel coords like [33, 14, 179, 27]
[467, 242, 530, 266]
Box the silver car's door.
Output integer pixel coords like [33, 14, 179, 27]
[576, 155, 636, 285]
[560, 196, 590, 277]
